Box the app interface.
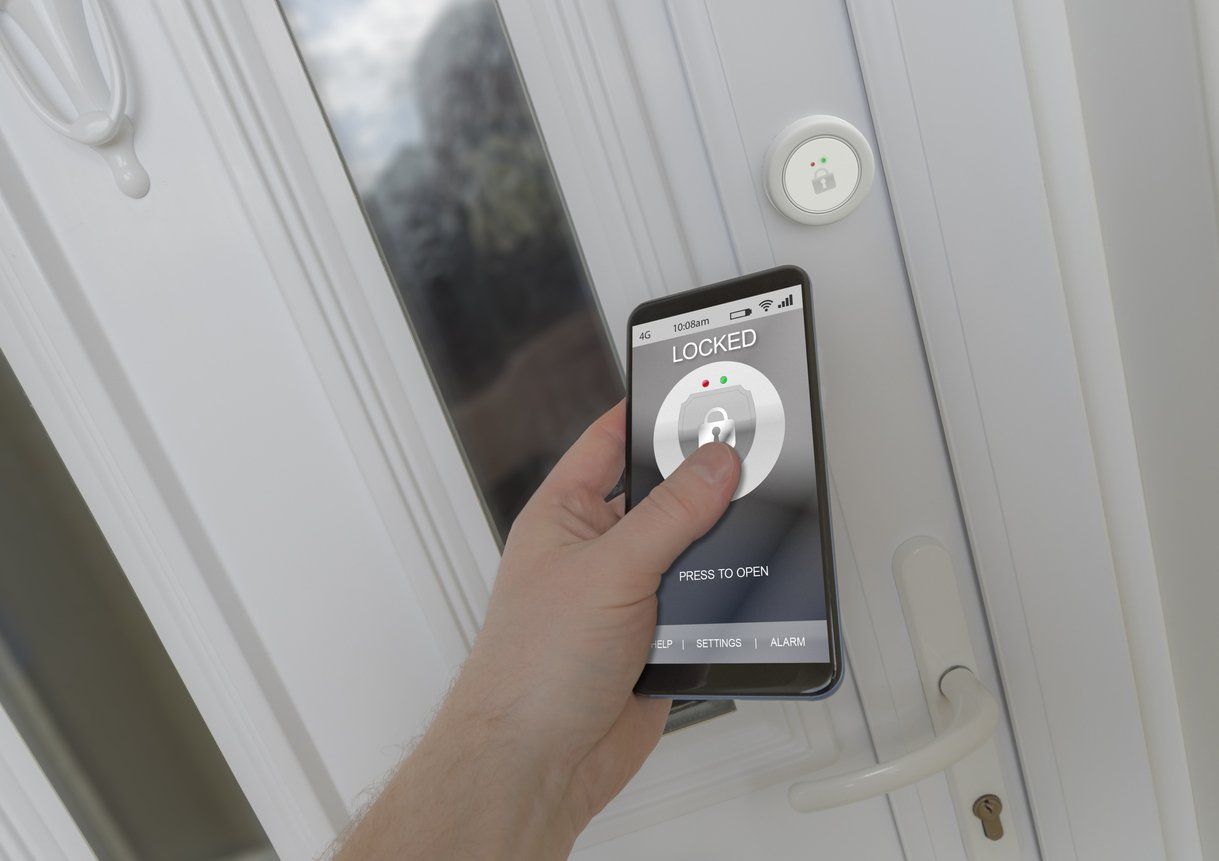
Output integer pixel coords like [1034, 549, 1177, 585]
[631, 285, 829, 665]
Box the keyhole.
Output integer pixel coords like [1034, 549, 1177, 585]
[971, 794, 1004, 841]
[712, 426, 721, 442]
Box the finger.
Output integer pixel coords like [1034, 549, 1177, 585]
[537, 400, 627, 503]
[596, 442, 739, 593]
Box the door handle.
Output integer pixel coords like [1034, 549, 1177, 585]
[789, 664, 997, 811]
[0, 0, 149, 196]
[789, 538, 1021, 858]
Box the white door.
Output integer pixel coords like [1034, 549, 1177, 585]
[498, 2, 1032, 857]
[0, 0, 1178, 858]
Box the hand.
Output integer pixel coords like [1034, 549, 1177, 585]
[335, 401, 740, 859]
[467, 400, 741, 825]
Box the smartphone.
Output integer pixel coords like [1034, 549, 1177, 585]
[627, 265, 842, 699]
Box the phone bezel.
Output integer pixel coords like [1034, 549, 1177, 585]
[627, 265, 842, 699]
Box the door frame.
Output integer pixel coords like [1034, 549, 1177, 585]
[0, 0, 1195, 859]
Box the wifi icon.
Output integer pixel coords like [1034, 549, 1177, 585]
[759, 299, 774, 312]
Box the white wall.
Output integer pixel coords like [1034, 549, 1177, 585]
[1064, 0, 1219, 854]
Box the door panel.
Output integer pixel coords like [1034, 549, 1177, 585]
[582, 791, 907, 860]
[500, 0, 1039, 856]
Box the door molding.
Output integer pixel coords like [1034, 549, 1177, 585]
[848, 0, 1182, 856]
[169, 0, 502, 654]
[1008, 0, 1202, 855]
[0, 0, 508, 854]
[0, 132, 339, 857]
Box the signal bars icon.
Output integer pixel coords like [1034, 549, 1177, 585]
[760, 294, 794, 312]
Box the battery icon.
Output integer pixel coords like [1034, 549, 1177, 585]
[729, 308, 752, 320]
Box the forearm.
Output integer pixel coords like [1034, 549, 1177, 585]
[334, 685, 581, 860]
[331, 406, 734, 858]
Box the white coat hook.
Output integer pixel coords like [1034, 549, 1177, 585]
[0, 0, 149, 197]
[789, 538, 1020, 859]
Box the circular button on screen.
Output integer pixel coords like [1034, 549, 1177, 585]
[652, 361, 785, 500]
[782, 135, 860, 214]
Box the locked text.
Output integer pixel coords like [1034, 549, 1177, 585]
[672, 328, 757, 363]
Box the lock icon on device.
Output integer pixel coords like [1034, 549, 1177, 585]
[698, 407, 736, 448]
[812, 167, 836, 194]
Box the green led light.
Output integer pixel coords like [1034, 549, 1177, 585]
[720, 375, 728, 384]
[820, 157, 827, 163]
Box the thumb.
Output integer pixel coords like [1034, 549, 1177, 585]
[598, 442, 740, 593]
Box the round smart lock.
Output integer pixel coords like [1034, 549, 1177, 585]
[763, 115, 875, 225]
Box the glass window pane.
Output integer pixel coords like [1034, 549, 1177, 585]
[0, 348, 274, 861]
[280, 0, 623, 538]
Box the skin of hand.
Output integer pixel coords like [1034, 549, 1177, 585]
[335, 401, 740, 860]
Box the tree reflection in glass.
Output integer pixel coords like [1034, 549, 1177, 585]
[283, 0, 623, 536]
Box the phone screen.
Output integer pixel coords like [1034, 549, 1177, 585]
[629, 275, 833, 677]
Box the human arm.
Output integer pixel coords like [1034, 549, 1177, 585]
[334, 401, 740, 859]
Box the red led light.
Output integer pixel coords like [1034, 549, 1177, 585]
[701, 379, 709, 387]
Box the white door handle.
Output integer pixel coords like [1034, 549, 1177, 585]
[790, 538, 1021, 859]
[789, 665, 998, 811]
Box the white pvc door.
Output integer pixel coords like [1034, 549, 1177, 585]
[498, 1, 1038, 858]
[0, 0, 1077, 858]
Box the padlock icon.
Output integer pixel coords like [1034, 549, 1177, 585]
[698, 407, 736, 448]
[678, 385, 755, 460]
[812, 167, 837, 194]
